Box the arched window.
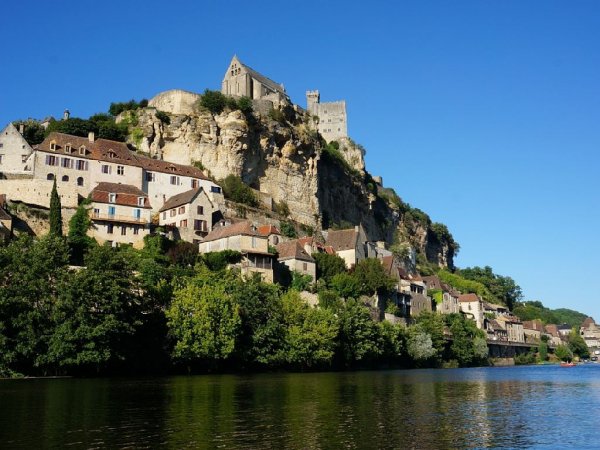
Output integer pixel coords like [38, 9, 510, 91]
[62, 175, 69, 182]
[77, 177, 84, 186]
[47, 173, 54, 180]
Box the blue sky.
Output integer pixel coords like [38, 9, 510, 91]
[2, 1, 599, 319]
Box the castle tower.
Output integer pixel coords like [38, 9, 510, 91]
[306, 90, 320, 116]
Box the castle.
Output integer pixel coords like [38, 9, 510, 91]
[221, 56, 348, 142]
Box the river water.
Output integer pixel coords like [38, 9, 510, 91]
[1, 365, 599, 449]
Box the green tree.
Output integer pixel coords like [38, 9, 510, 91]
[312, 252, 347, 283]
[554, 344, 573, 362]
[353, 258, 395, 296]
[290, 271, 312, 291]
[459, 266, 522, 310]
[407, 326, 436, 363]
[281, 290, 338, 368]
[378, 321, 406, 363]
[67, 200, 94, 265]
[567, 328, 590, 359]
[538, 341, 548, 362]
[46, 117, 93, 138]
[279, 221, 297, 238]
[336, 298, 381, 365]
[220, 175, 258, 207]
[416, 311, 446, 363]
[49, 180, 63, 237]
[330, 272, 361, 299]
[167, 271, 241, 366]
[13, 119, 45, 145]
[199, 89, 228, 114]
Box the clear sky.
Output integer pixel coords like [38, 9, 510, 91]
[2, 1, 599, 319]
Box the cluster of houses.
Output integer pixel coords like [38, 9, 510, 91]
[1, 123, 596, 351]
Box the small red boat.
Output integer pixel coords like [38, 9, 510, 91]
[560, 362, 576, 367]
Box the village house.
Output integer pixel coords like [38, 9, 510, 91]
[495, 315, 525, 343]
[324, 225, 368, 269]
[89, 182, 152, 248]
[198, 220, 274, 282]
[557, 324, 572, 338]
[257, 224, 282, 246]
[0, 123, 34, 175]
[487, 319, 508, 341]
[378, 258, 411, 319]
[159, 187, 215, 243]
[522, 320, 544, 343]
[543, 324, 564, 347]
[580, 317, 600, 349]
[275, 239, 317, 281]
[458, 293, 485, 330]
[422, 275, 460, 315]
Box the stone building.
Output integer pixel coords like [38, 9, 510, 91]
[221, 55, 288, 105]
[159, 187, 215, 243]
[0, 123, 34, 175]
[89, 182, 152, 248]
[276, 239, 316, 281]
[458, 293, 485, 329]
[324, 225, 368, 269]
[306, 90, 348, 143]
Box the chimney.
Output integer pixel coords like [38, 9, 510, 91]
[18, 124, 24, 134]
[63, 109, 70, 120]
[355, 225, 359, 232]
[88, 132, 95, 143]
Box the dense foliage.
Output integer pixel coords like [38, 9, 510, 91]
[45, 115, 129, 142]
[12, 119, 46, 145]
[220, 175, 259, 207]
[108, 99, 148, 116]
[199, 90, 253, 115]
[49, 180, 62, 237]
[513, 300, 587, 328]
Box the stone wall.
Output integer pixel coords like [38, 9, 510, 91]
[0, 179, 80, 208]
[148, 90, 202, 115]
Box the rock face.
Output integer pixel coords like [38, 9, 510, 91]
[131, 91, 456, 268]
[148, 90, 202, 115]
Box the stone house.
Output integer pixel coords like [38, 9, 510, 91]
[89, 182, 152, 248]
[544, 324, 564, 347]
[458, 293, 485, 330]
[159, 187, 215, 244]
[580, 317, 600, 349]
[221, 55, 288, 105]
[324, 225, 368, 269]
[275, 239, 316, 281]
[306, 90, 348, 143]
[422, 275, 460, 315]
[257, 224, 282, 247]
[199, 220, 274, 283]
[487, 319, 508, 341]
[523, 320, 544, 343]
[0, 123, 34, 175]
[495, 315, 525, 343]
[557, 324, 572, 337]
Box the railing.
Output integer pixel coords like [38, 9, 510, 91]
[91, 212, 149, 224]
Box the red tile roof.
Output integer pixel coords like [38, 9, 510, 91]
[276, 240, 315, 262]
[257, 224, 281, 236]
[582, 317, 595, 328]
[458, 293, 481, 303]
[202, 220, 258, 242]
[159, 188, 209, 212]
[37, 132, 209, 179]
[90, 182, 150, 208]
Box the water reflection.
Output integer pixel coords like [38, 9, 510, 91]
[1, 366, 600, 448]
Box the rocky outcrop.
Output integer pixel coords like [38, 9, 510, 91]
[130, 92, 457, 268]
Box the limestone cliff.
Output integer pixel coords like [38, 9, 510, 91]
[129, 95, 457, 268]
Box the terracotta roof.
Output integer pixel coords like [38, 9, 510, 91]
[202, 220, 258, 242]
[276, 240, 315, 262]
[159, 188, 208, 212]
[489, 319, 506, 331]
[458, 293, 481, 303]
[325, 228, 359, 251]
[422, 275, 444, 290]
[90, 182, 150, 208]
[257, 224, 281, 236]
[544, 324, 559, 337]
[582, 317, 595, 328]
[523, 320, 544, 331]
[37, 132, 209, 179]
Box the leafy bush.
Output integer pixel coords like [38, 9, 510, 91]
[13, 119, 45, 145]
[274, 201, 290, 218]
[109, 99, 147, 116]
[236, 96, 253, 114]
[279, 221, 297, 238]
[201, 250, 242, 271]
[268, 108, 285, 123]
[514, 351, 537, 365]
[155, 110, 171, 125]
[312, 253, 347, 283]
[220, 175, 259, 207]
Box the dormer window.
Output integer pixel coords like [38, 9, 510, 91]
[79, 145, 86, 155]
[137, 197, 145, 206]
[65, 143, 72, 153]
[107, 150, 117, 159]
[109, 193, 116, 203]
[50, 140, 57, 151]
[168, 165, 176, 172]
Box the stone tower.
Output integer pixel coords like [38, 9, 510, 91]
[306, 90, 320, 116]
[305, 90, 348, 143]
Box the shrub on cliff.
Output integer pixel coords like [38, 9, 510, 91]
[220, 175, 258, 207]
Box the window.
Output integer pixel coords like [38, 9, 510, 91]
[93, 208, 100, 217]
[180, 219, 188, 228]
[303, 262, 308, 271]
[50, 141, 56, 150]
[197, 205, 204, 215]
[108, 206, 116, 216]
[79, 146, 86, 155]
[45, 155, 58, 166]
[146, 172, 155, 182]
[170, 175, 180, 185]
[191, 179, 199, 188]
[0, 143, 3, 147]
[178, 206, 185, 214]
[65, 144, 72, 153]
[133, 209, 141, 220]
[121, 226, 127, 236]
[109, 193, 116, 204]
[137, 197, 144, 206]
[133, 226, 139, 235]
[170, 209, 176, 217]
[61, 157, 72, 168]
[194, 219, 207, 231]
[162, 211, 166, 220]
[21, 155, 28, 163]
[101, 165, 111, 174]
[76, 160, 88, 170]
[210, 186, 221, 193]
[62, 175, 69, 182]
[107, 150, 116, 158]
[106, 240, 113, 247]
[77, 177, 84, 186]
[117, 165, 124, 175]
[47, 173, 54, 180]
[107, 224, 114, 234]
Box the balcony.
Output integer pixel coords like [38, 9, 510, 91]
[91, 212, 149, 224]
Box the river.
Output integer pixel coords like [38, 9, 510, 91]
[1, 365, 599, 449]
